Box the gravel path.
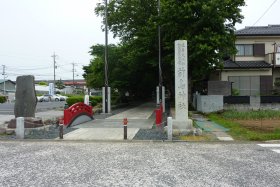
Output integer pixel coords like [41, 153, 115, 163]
[133, 128, 167, 140]
[24, 125, 77, 139]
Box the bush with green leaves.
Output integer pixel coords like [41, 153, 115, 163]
[0, 96, 7, 103]
[38, 82, 47, 86]
[231, 88, 239, 96]
[66, 96, 102, 107]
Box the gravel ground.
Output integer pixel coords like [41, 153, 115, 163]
[133, 128, 167, 140]
[24, 124, 168, 140]
[24, 125, 77, 139]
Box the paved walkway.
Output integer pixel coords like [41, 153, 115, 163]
[62, 102, 155, 140]
[192, 113, 234, 141]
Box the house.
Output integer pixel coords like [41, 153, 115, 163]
[34, 79, 88, 94]
[212, 25, 280, 96]
[0, 79, 16, 95]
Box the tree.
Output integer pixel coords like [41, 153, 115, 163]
[55, 79, 65, 90]
[92, 0, 245, 97]
[83, 43, 158, 99]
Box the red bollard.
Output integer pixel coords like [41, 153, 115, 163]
[155, 109, 162, 126]
[123, 118, 128, 140]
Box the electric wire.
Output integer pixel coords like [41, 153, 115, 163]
[252, 0, 278, 26]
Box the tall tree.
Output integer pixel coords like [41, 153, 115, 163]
[91, 0, 245, 96]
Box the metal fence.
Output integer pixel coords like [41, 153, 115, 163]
[223, 96, 250, 104]
[260, 96, 280, 103]
[224, 96, 280, 104]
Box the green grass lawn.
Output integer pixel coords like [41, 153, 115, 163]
[208, 111, 280, 141]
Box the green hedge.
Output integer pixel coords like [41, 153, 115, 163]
[66, 96, 102, 107]
[0, 96, 6, 103]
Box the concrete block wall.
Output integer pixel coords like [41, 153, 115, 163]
[194, 95, 280, 113]
[196, 95, 223, 113]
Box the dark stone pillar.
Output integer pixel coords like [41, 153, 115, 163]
[14, 75, 37, 118]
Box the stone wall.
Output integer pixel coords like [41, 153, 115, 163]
[196, 95, 223, 113]
[208, 81, 231, 96]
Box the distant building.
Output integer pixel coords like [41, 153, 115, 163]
[0, 79, 16, 95]
[211, 25, 280, 96]
[34, 79, 87, 94]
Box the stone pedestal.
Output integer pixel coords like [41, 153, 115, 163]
[16, 117, 24, 139]
[167, 117, 173, 140]
[84, 95, 90, 105]
[8, 117, 43, 129]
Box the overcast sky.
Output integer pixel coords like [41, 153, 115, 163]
[0, 0, 279, 81]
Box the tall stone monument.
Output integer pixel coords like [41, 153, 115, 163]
[14, 75, 37, 118]
[174, 40, 192, 130]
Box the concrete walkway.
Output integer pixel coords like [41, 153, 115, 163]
[192, 113, 234, 141]
[62, 102, 156, 140]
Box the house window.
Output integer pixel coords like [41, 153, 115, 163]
[236, 44, 265, 56]
[229, 76, 260, 96]
[236, 44, 253, 56]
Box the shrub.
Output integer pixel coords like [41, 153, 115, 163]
[0, 96, 7, 103]
[274, 80, 280, 87]
[90, 96, 102, 103]
[38, 82, 47, 86]
[231, 88, 239, 96]
[66, 96, 102, 107]
[66, 96, 83, 106]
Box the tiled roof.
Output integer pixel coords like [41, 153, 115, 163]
[0, 79, 15, 84]
[224, 60, 272, 69]
[235, 25, 280, 36]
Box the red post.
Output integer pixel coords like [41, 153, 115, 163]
[123, 118, 128, 140]
[155, 109, 162, 126]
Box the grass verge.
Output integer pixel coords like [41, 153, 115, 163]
[221, 110, 280, 120]
[208, 113, 280, 141]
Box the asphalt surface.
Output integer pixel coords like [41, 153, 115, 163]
[0, 141, 279, 186]
[0, 102, 66, 115]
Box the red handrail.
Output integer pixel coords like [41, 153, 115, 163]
[63, 102, 93, 126]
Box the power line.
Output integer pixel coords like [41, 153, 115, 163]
[7, 66, 51, 71]
[252, 0, 278, 26]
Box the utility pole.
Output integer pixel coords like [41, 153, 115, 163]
[72, 62, 76, 88]
[158, 0, 163, 103]
[51, 52, 58, 94]
[104, 0, 110, 113]
[2, 65, 7, 95]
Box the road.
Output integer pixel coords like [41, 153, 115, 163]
[0, 141, 279, 186]
[0, 102, 66, 115]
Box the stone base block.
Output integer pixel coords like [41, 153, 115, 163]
[24, 125, 51, 136]
[6, 129, 15, 135]
[173, 119, 193, 129]
[0, 128, 6, 134]
[7, 117, 44, 129]
[171, 119, 193, 135]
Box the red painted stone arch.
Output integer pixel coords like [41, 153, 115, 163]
[63, 102, 93, 127]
